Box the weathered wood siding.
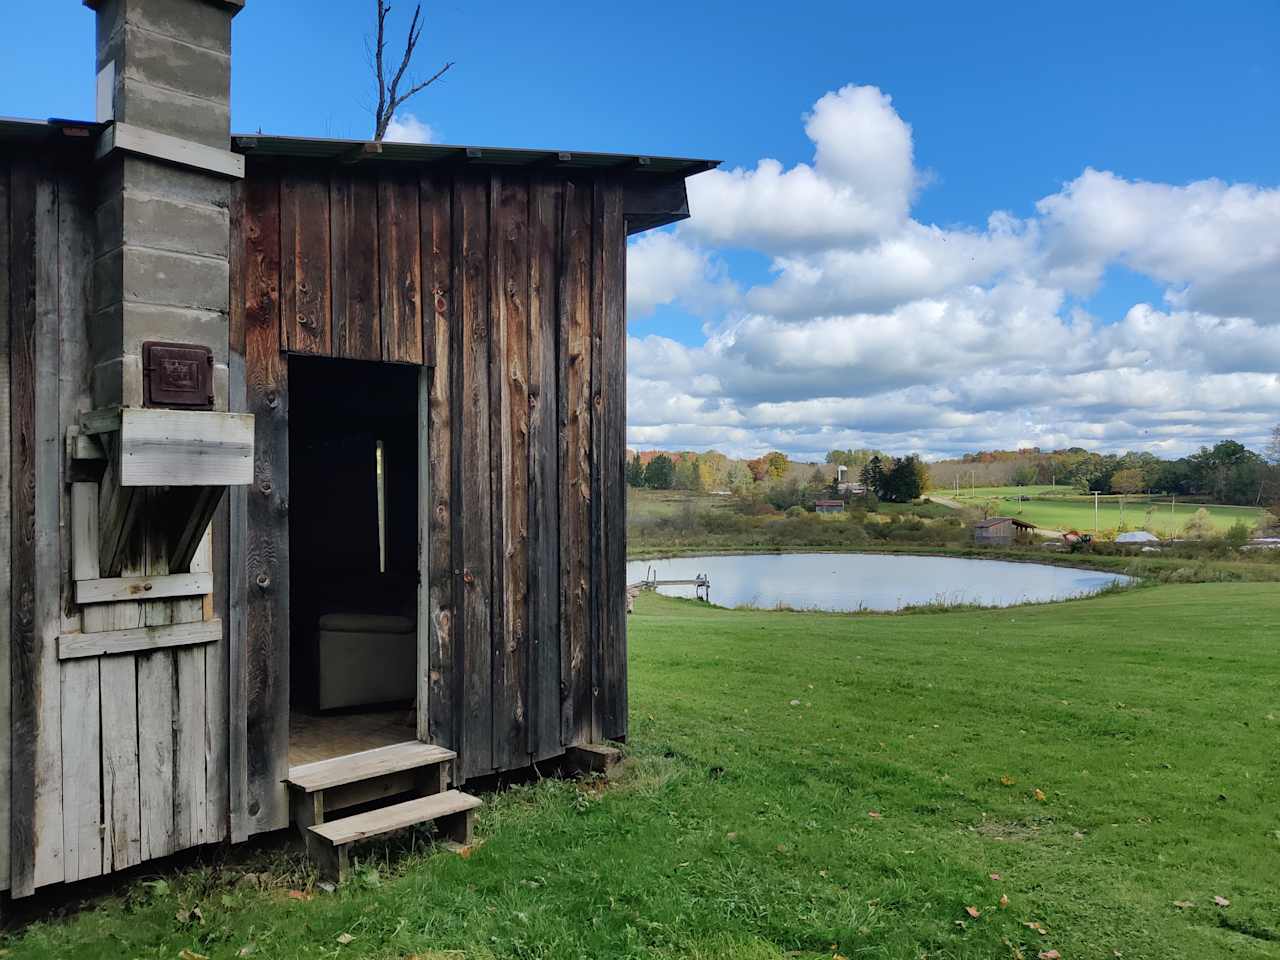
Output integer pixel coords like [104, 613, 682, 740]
[236, 165, 629, 794]
[2, 152, 231, 895]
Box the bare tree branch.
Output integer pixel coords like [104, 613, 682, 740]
[371, 0, 454, 141]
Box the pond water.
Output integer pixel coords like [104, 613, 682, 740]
[625, 553, 1130, 612]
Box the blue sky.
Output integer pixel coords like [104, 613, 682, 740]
[4, 2, 1278, 459]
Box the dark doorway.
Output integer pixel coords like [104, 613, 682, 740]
[286, 356, 420, 757]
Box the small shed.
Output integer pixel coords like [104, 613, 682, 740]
[0, 0, 716, 895]
[814, 500, 845, 514]
[973, 517, 1036, 545]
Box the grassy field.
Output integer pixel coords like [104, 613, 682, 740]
[9, 583, 1279, 959]
[628, 488, 738, 523]
[944, 490, 1267, 536]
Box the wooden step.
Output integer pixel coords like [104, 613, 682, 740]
[287, 741, 455, 793]
[306, 790, 481, 882]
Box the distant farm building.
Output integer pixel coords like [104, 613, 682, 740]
[973, 517, 1036, 545]
[815, 500, 845, 514]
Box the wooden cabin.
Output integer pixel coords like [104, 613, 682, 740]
[0, 0, 715, 895]
[973, 517, 1036, 546]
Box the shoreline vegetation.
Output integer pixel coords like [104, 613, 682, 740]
[627, 488, 1280, 586]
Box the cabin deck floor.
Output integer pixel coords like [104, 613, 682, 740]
[288, 708, 416, 766]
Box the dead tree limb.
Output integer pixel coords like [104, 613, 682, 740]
[372, 0, 454, 141]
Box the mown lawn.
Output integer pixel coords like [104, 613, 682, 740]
[950, 493, 1265, 536]
[7, 584, 1280, 959]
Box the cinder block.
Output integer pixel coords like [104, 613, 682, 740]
[88, 304, 126, 365]
[121, 302, 229, 362]
[98, 0, 234, 57]
[115, 77, 230, 148]
[93, 247, 126, 313]
[109, 25, 231, 105]
[121, 245, 229, 312]
[123, 192, 229, 259]
[123, 156, 232, 208]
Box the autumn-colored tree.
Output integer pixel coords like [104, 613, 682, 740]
[1110, 468, 1145, 495]
[763, 451, 790, 481]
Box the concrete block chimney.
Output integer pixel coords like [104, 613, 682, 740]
[85, 0, 245, 411]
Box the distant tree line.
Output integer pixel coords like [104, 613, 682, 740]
[859, 455, 929, 503]
[929, 431, 1280, 507]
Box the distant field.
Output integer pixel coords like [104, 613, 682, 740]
[940, 484, 1065, 499]
[948, 491, 1267, 535]
[628, 488, 737, 523]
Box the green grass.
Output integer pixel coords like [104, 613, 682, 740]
[628, 487, 737, 523]
[9, 584, 1280, 959]
[946, 491, 1266, 536]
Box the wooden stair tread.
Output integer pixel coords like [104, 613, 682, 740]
[309, 790, 482, 846]
[287, 741, 456, 793]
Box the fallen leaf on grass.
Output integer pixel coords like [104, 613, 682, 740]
[1000, 774, 1017, 786]
[179, 952, 209, 960]
[965, 906, 981, 918]
[236, 946, 256, 958]
[1033, 788, 1047, 802]
[990, 872, 1003, 881]
[867, 811, 882, 820]
[789, 699, 801, 706]
[1038, 951, 1061, 960]
[1214, 895, 1231, 907]
[1173, 900, 1194, 909]
[1072, 831, 1085, 840]
[999, 894, 1010, 909]
[1024, 920, 1048, 935]
[286, 889, 312, 902]
[336, 932, 355, 945]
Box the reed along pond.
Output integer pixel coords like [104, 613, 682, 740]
[626, 553, 1131, 612]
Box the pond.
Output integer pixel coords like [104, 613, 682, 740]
[625, 553, 1131, 612]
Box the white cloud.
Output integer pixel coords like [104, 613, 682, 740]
[624, 85, 1280, 460]
[682, 85, 917, 252]
[626, 232, 737, 318]
[383, 113, 435, 143]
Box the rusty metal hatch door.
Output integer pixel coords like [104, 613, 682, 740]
[143, 341, 214, 409]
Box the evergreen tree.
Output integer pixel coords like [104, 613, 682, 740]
[643, 454, 675, 490]
[626, 454, 646, 487]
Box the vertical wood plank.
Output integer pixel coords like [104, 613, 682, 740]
[558, 178, 593, 748]
[244, 171, 290, 833]
[57, 169, 100, 882]
[8, 159, 38, 897]
[379, 174, 423, 363]
[588, 183, 606, 745]
[227, 180, 249, 842]
[455, 175, 493, 778]
[490, 175, 530, 770]
[59, 658, 102, 880]
[0, 159, 11, 890]
[138, 492, 177, 861]
[205, 504, 230, 840]
[330, 173, 381, 361]
[422, 173, 455, 751]
[599, 182, 628, 742]
[526, 177, 562, 762]
[32, 173, 64, 889]
[279, 172, 332, 355]
[100, 647, 142, 872]
[175, 643, 207, 848]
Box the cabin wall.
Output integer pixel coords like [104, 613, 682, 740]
[2, 148, 233, 897]
[233, 164, 628, 831]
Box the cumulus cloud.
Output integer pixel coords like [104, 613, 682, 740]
[623, 85, 1280, 460]
[383, 112, 435, 143]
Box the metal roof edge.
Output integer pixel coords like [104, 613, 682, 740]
[232, 132, 719, 178]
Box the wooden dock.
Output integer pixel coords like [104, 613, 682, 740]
[628, 567, 712, 605]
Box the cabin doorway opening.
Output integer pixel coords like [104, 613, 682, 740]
[286, 355, 421, 765]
